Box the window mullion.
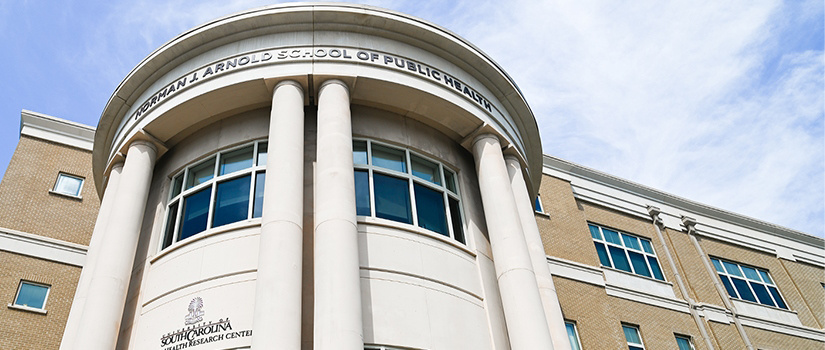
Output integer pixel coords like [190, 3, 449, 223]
[172, 198, 184, 243]
[440, 165, 455, 240]
[252, 141, 259, 166]
[247, 170, 256, 219]
[406, 149, 418, 227]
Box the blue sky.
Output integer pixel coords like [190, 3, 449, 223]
[0, 0, 822, 237]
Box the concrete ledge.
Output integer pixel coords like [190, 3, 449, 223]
[0, 227, 87, 267]
[20, 110, 95, 151]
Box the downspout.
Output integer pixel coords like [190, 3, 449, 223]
[681, 215, 754, 350]
[646, 206, 715, 350]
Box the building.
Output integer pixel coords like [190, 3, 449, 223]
[0, 3, 822, 350]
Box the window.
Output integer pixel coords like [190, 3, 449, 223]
[12, 281, 50, 310]
[162, 141, 267, 249]
[534, 194, 544, 213]
[590, 223, 665, 280]
[353, 139, 465, 244]
[622, 324, 645, 350]
[565, 321, 582, 350]
[675, 334, 695, 350]
[52, 173, 83, 197]
[711, 257, 788, 309]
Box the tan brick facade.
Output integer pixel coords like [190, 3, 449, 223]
[538, 170, 824, 349]
[0, 251, 80, 350]
[0, 135, 99, 245]
[0, 129, 98, 349]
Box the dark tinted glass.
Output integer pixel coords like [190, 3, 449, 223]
[219, 146, 253, 175]
[257, 142, 268, 166]
[750, 282, 775, 307]
[622, 234, 641, 251]
[353, 140, 368, 165]
[731, 277, 757, 302]
[588, 224, 602, 239]
[444, 170, 457, 192]
[373, 173, 412, 224]
[640, 239, 654, 254]
[171, 174, 184, 198]
[719, 275, 738, 297]
[628, 251, 651, 277]
[253, 172, 265, 218]
[648, 256, 664, 280]
[372, 144, 406, 172]
[354, 170, 371, 216]
[448, 197, 464, 243]
[608, 245, 631, 272]
[603, 228, 622, 245]
[411, 155, 441, 185]
[163, 201, 178, 249]
[213, 175, 251, 228]
[414, 184, 447, 236]
[179, 187, 212, 240]
[594, 242, 611, 267]
[768, 286, 787, 309]
[186, 158, 215, 189]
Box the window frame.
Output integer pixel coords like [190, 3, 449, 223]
[353, 139, 466, 244]
[565, 320, 583, 350]
[622, 324, 645, 350]
[534, 194, 549, 217]
[9, 280, 50, 313]
[590, 223, 665, 281]
[675, 334, 696, 350]
[51, 172, 84, 198]
[710, 257, 789, 310]
[161, 140, 267, 250]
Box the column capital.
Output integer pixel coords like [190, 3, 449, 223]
[318, 79, 349, 94]
[128, 139, 158, 153]
[472, 132, 500, 147]
[274, 80, 305, 98]
[110, 161, 124, 172]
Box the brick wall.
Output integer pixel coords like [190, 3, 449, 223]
[0, 135, 99, 245]
[0, 251, 80, 349]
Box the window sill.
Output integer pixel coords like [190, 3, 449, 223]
[7, 304, 47, 315]
[48, 190, 82, 200]
[601, 265, 671, 285]
[730, 297, 796, 314]
[534, 211, 550, 219]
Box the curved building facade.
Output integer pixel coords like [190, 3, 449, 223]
[63, 3, 561, 350]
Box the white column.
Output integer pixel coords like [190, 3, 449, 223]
[252, 80, 305, 349]
[313, 79, 363, 350]
[72, 140, 157, 350]
[505, 156, 570, 350]
[60, 162, 124, 350]
[472, 134, 554, 350]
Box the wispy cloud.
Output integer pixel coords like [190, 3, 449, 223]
[4, 0, 821, 236]
[442, 0, 824, 236]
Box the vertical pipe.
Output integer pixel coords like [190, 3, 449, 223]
[646, 207, 715, 350]
[682, 216, 754, 350]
